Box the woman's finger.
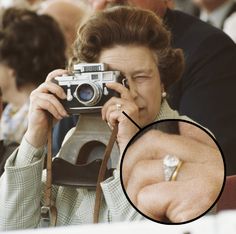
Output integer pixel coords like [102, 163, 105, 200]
[31, 96, 63, 120]
[45, 69, 68, 82]
[178, 121, 217, 149]
[122, 130, 221, 186]
[136, 178, 218, 223]
[125, 159, 163, 203]
[36, 81, 67, 100]
[136, 181, 204, 222]
[106, 82, 133, 100]
[102, 96, 121, 120]
[37, 93, 68, 117]
[125, 161, 210, 205]
[104, 104, 118, 126]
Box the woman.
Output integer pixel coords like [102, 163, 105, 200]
[0, 6, 224, 229]
[0, 8, 66, 143]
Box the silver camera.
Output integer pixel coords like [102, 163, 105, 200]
[53, 63, 122, 114]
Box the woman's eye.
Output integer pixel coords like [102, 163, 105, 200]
[134, 76, 148, 81]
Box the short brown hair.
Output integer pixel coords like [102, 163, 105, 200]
[0, 8, 66, 89]
[71, 6, 184, 91]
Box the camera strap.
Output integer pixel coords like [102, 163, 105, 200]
[41, 115, 118, 226]
[40, 115, 57, 227]
[93, 123, 118, 223]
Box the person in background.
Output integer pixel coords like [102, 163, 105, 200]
[40, 0, 89, 57]
[0, 0, 44, 10]
[174, 0, 195, 14]
[224, 12, 236, 42]
[0, 8, 66, 143]
[192, 0, 236, 29]
[53, 0, 236, 175]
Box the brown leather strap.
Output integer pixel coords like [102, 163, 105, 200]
[41, 115, 57, 227]
[93, 124, 118, 223]
[45, 115, 53, 207]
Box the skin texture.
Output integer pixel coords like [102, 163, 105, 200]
[121, 122, 224, 223]
[0, 64, 34, 108]
[25, 45, 163, 153]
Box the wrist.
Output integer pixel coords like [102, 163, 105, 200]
[24, 128, 47, 148]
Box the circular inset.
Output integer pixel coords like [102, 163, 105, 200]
[120, 119, 226, 225]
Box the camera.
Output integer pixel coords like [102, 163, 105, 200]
[53, 63, 123, 114]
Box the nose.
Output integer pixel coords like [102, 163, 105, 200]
[127, 79, 138, 99]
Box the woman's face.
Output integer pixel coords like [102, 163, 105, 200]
[99, 45, 163, 126]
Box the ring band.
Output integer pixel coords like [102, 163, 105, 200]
[163, 155, 183, 181]
[170, 161, 183, 181]
[116, 103, 122, 111]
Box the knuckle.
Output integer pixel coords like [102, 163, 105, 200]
[44, 101, 51, 109]
[46, 69, 67, 81]
[44, 80, 52, 86]
[110, 97, 117, 102]
[48, 93, 56, 100]
[46, 71, 57, 81]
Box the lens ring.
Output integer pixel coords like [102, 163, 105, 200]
[75, 82, 101, 106]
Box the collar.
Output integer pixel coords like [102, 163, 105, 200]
[200, 0, 235, 28]
[156, 99, 180, 120]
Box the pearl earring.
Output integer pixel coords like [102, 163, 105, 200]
[162, 91, 167, 98]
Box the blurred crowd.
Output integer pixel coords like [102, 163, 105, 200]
[0, 1, 236, 41]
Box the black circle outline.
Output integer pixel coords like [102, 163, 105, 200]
[119, 118, 226, 225]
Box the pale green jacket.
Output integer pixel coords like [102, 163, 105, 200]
[0, 101, 191, 230]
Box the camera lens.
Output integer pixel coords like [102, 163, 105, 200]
[77, 84, 94, 102]
[75, 82, 101, 106]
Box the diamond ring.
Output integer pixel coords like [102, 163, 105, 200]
[163, 155, 183, 181]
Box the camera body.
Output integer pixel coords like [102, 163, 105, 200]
[53, 63, 121, 115]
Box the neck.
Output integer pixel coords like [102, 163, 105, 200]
[6, 85, 34, 109]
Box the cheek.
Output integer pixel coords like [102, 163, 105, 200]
[0, 77, 7, 89]
[139, 81, 162, 120]
[147, 90, 162, 116]
[0, 76, 14, 94]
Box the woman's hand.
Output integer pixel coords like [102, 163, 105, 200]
[101, 82, 140, 154]
[25, 69, 69, 148]
[122, 127, 225, 223]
